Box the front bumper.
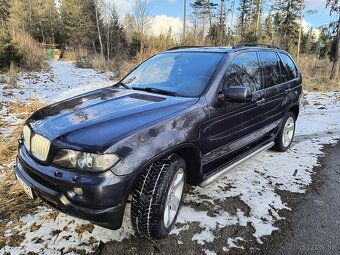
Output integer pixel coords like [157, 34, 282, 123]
[14, 145, 134, 230]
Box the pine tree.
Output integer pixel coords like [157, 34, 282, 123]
[60, 0, 95, 49]
[238, 0, 251, 31]
[326, 0, 340, 80]
[0, 0, 9, 34]
[272, 0, 303, 53]
[108, 7, 127, 58]
[124, 14, 137, 44]
[34, 0, 60, 44]
[264, 12, 273, 44]
[191, 0, 219, 45]
[236, 0, 264, 43]
[7, 0, 29, 33]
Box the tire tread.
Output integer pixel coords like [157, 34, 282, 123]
[131, 153, 182, 238]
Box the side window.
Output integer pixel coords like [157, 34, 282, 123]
[279, 53, 298, 80]
[259, 51, 281, 88]
[224, 52, 262, 91]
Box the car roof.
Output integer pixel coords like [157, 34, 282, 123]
[164, 44, 283, 54]
[164, 47, 233, 54]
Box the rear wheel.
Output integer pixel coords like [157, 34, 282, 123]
[131, 153, 186, 239]
[272, 111, 296, 152]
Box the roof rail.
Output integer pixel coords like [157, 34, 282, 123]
[232, 43, 280, 49]
[167, 46, 206, 51]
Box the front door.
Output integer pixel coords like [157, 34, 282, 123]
[204, 51, 265, 168]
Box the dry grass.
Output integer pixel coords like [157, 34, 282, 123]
[63, 48, 89, 62]
[74, 54, 137, 80]
[0, 99, 44, 248]
[11, 32, 48, 71]
[7, 99, 43, 117]
[0, 127, 20, 165]
[135, 48, 158, 64]
[299, 54, 340, 92]
[91, 56, 137, 79]
[0, 74, 6, 84]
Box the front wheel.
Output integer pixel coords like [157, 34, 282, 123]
[272, 111, 296, 152]
[131, 153, 186, 239]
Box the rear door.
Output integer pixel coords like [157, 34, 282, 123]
[204, 51, 265, 166]
[259, 50, 292, 135]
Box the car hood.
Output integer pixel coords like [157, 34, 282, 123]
[27, 87, 198, 152]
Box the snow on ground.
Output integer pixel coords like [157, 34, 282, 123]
[0, 61, 113, 104]
[0, 61, 113, 138]
[1, 61, 340, 254]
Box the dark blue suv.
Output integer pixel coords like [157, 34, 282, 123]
[14, 44, 302, 239]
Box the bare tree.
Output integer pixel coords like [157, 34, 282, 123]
[94, 0, 104, 58]
[133, 0, 151, 53]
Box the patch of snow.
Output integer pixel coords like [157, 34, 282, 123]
[203, 249, 217, 255]
[227, 237, 244, 249]
[1, 206, 133, 255]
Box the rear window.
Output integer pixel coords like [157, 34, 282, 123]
[259, 51, 281, 88]
[279, 53, 298, 80]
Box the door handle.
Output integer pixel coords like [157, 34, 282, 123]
[256, 98, 265, 105]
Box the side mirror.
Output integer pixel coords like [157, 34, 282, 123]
[224, 86, 252, 103]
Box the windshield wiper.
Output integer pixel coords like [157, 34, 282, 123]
[114, 81, 130, 89]
[132, 87, 178, 97]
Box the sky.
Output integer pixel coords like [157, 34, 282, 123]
[112, 0, 338, 36]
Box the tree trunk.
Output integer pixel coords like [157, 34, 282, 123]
[183, 0, 186, 43]
[219, 0, 225, 45]
[229, 0, 235, 45]
[296, 1, 304, 64]
[241, 0, 246, 41]
[208, 0, 212, 33]
[330, 15, 340, 80]
[255, 0, 262, 37]
[106, 23, 110, 61]
[95, 1, 104, 57]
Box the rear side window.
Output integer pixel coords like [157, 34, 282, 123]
[224, 52, 262, 91]
[279, 53, 298, 80]
[259, 51, 281, 88]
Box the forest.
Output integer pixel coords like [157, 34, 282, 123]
[0, 0, 339, 88]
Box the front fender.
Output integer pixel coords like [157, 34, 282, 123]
[105, 103, 207, 177]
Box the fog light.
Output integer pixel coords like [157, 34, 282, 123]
[73, 187, 83, 196]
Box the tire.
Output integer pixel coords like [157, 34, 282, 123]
[272, 111, 296, 152]
[131, 153, 186, 239]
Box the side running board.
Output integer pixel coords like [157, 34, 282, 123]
[199, 142, 274, 187]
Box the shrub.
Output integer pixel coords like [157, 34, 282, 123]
[0, 33, 47, 71]
[0, 39, 23, 70]
[63, 48, 89, 61]
[299, 54, 340, 91]
[12, 32, 48, 71]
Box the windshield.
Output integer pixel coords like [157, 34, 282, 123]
[122, 52, 225, 97]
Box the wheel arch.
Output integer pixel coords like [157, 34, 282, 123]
[289, 104, 300, 120]
[127, 143, 202, 198]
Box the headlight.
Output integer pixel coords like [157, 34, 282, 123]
[23, 125, 31, 150]
[53, 149, 120, 172]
